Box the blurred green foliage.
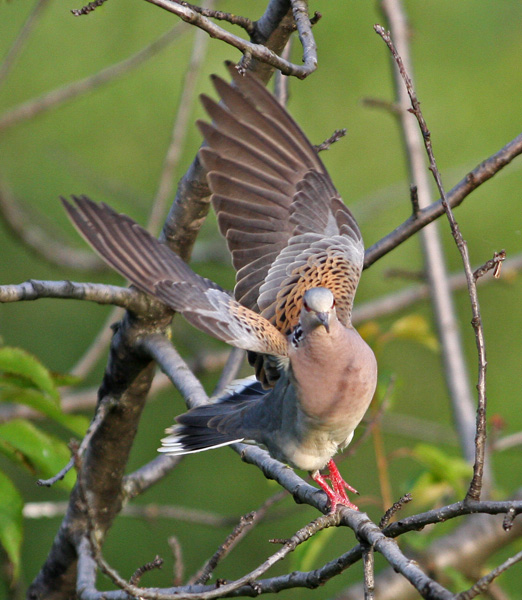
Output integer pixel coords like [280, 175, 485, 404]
[0, 0, 521, 597]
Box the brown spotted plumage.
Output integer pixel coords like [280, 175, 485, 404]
[63, 64, 377, 513]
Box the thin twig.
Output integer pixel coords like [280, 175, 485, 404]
[78, 510, 342, 600]
[377, 0, 480, 478]
[0, 25, 186, 132]
[190, 512, 259, 585]
[354, 252, 522, 324]
[0, 0, 52, 87]
[361, 96, 401, 115]
[473, 250, 506, 281]
[147, 3, 212, 235]
[190, 491, 287, 585]
[374, 22, 490, 501]
[363, 132, 522, 269]
[273, 37, 293, 106]
[409, 184, 420, 216]
[344, 375, 395, 460]
[0, 185, 105, 271]
[71, 0, 110, 16]
[174, 1, 254, 34]
[314, 129, 347, 153]
[362, 545, 375, 600]
[456, 549, 522, 600]
[37, 397, 115, 487]
[168, 536, 185, 586]
[70, 307, 124, 378]
[379, 493, 413, 528]
[211, 348, 246, 397]
[129, 556, 164, 586]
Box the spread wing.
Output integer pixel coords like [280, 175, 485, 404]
[62, 195, 288, 357]
[198, 62, 364, 332]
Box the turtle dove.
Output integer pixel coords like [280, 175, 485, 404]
[62, 64, 377, 512]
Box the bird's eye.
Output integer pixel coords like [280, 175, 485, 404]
[303, 300, 311, 312]
[332, 298, 336, 308]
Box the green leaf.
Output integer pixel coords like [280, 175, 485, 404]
[0, 382, 88, 437]
[0, 420, 75, 490]
[51, 371, 82, 388]
[290, 526, 336, 572]
[0, 471, 23, 581]
[0, 347, 59, 404]
[390, 315, 439, 352]
[410, 444, 472, 505]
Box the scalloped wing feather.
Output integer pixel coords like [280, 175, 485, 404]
[199, 64, 364, 330]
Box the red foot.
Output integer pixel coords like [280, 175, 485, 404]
[312, 459, 359, 513]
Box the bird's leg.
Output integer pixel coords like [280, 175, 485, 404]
[311, 461, 359, 513]
[325, 459, 359, 496]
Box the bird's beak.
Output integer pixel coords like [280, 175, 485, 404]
[316, 312, 330, 333]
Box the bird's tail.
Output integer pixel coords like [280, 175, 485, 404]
[158, 376, 265, 455]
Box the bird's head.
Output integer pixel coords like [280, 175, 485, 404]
[300, 287, 336, 334]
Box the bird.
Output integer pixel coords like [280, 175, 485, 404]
[62, 63, 378, 512]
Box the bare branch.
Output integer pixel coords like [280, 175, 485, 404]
[173, 1, 255, 35]
[0, 25, 185, 132]
[290, 0, 318, 74]
[160, 6, 294, 261]
[456, 549, 522, 600]
[354, 252, 522, 324]
[364, 133, 522, 269]
[28, 309, 169, 598]
[190, 492, 287, 585]
[23, 500, 240, 527]
[0, 279, 151, 312]
[137, 333, 209, 408]
[339, 495, 522, 600]
[144, 0, 317, 79]
[0, 185, 105, 271]
[362, 545, 375, 600]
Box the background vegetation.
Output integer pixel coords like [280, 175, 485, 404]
[0, 1, 521, 598]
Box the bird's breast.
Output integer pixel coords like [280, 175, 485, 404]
[288, 328, 377, 429]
